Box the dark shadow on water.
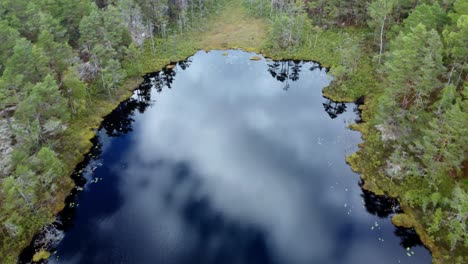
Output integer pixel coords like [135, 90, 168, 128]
[360, 181, 402, 218]
[360, 181, 426, 249]
[161, 161, 272, 264]
[101, 87, 153, 137]
[180, 195, 273, 263]
[395, 227, 425, 249]
[323, 100, 347, 119]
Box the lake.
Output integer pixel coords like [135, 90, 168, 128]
[25, 50, 431, 264]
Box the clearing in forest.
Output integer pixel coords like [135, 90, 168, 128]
[195, 0, 269, 51]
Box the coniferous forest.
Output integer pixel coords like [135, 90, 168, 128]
[0, 0, 466, 263]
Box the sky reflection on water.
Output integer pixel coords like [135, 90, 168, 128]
[45, 50, 431, 264]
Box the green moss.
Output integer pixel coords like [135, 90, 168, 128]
[392, 213, 415, 228]
[32, 250, 50, 262]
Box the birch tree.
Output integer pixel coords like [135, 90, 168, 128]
[368, 0, 394, 64]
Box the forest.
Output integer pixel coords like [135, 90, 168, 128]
[0, 0, 466, 263]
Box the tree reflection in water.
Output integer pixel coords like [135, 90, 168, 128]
[19, 55, 429, 263]
[267, 61, 303, 91]
[360, 181, 426, 249]
[266, 61, 356, 121]
[100, 86, 153, 137]
[323, 100, 347, 119]
[101, 59, 191, 137]
[395, 227, 425, 249]
[322, 96, 363, 122]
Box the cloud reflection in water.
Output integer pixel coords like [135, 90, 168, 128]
[48, 50, 431, 264]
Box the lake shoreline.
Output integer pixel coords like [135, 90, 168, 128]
[22, 50, 433, 264]
[13, 0, 446, 262]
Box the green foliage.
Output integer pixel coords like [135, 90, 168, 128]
[378, 24, 444, 140]
[32, 147, 66, 187]
[268, 3, 311, 50]
[385, 24, 444, 100]
[2, 38, 49, 86]
[306, 0, 371, 26]
[37, 30, 73, 77]
[402, 3, 448, 32]
[14, 75, 70, 143]
[62, 68, 88, 115]
[100, 58, 127, 97]
[244, 0, 280, 17]
[78, 4, 107, 51]
[449, 0, 468, 23]
[358, 1, 467, 259]
[368, 0, 395, 26]
[446, 185, 467, 251]
[444, 14, 468, 60]
[32, 250, 51, 262]
[428, 208, 443, 233]
[329, 33, 362, 83]
[0, 21, 20, 74]
[443, 2, 467, 90]
[0, 38, 50, 108]
[413, 87, 468, 185]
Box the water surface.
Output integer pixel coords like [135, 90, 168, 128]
[43, 50, 431, 264]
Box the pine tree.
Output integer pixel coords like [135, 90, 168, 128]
[443, 3, 467, 88]
[36, 30, 73, 79]
[14, 75, 70, 145]
[0, 38, 49, 105]
[62, 67, 88, 115]
[0, 21, 20, 74]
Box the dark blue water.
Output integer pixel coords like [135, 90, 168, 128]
[32, 50, 431, 264]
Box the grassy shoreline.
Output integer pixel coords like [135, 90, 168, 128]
[345, 94, 444, 262]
